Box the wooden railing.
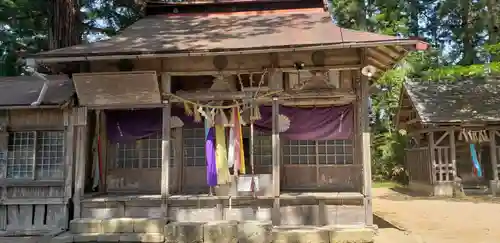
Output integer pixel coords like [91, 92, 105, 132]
[433, 146, 454, 182]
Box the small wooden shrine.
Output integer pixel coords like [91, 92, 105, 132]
[0, 75, 77, 235]
[25, 0, 427, 242]
[396, 77, 500, 196]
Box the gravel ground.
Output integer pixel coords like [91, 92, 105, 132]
[373, 187, 500, 243]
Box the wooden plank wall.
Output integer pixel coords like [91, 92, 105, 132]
[0, 109, 70, 234]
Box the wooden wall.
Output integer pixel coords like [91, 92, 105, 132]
[0, 108, 71, 234]
[87, 48, 363, 195]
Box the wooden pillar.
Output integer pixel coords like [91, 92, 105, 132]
[489, 129, 499, 196]
[63, 110, 74, 229]
[429, 132, 436, 184]
[73, 107, 88, 219]
[360, 49, 373, 226]
[449, 129, 457, 181]
[161, 73, 172, 219]
[271, 96, 281, 225]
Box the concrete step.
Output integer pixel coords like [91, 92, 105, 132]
[51, 232, 164, 243]
[69, 218, 166, 234]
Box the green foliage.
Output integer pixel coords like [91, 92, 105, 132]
[0, 0, 143, 76]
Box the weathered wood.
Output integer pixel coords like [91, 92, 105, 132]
[360, 48, 373, 226]
[73, 107, 88, 218]
[174, 128, 183, 194]
[62, 109, 74, 230]
[490, 129, 499, 196]
[160, 49, 360, 73]
[449, 130, 459, 195]
[8, 109, 64, 129]
[0, 205, 6, 230]
[161, 100, 172, 219]
[271, 96, 280, 225]
[429, 132, 436, 184]
[0, 110, 8, 181]
[72, 71, 162, 107]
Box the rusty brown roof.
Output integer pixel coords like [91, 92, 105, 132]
[0, 75, 74, 107]
[404, 77, 500, 123]
[34, 8, 417, 59]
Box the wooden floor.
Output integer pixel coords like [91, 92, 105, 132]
[81, 192, 364, 202]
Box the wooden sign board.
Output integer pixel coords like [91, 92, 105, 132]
[73, 71, 161, 107]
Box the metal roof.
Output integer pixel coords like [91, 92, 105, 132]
[0, 75, 74, 107]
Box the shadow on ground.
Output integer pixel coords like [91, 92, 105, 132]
[373, 214, 401, 229]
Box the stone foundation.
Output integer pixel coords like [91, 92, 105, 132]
[53, 218, 375, 243]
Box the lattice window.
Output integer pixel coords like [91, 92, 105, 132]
[114, 132, 175, 169]
[183, 128, 205, 167]
[253, 131, 272, 166]
[7, 131, 64, 179]
[283, 139, 353, 165]
[317, 140, 353, 165]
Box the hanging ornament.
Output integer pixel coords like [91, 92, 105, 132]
[278, 114, 291, 133]
[170, 116, 184, 128]
[183, 102, 193, 116]
[251, 105, 261, 121]
[193, 103, 202, 123]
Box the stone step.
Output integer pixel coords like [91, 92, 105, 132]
[51, 232, 164, 243]
[69, 218, 166, 234]
[272, 225, 375, 243]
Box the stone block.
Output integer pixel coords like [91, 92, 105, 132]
[203, 220, 238, 243]
[237, 220, 272, 243]
[139, 233, 165, 243]
[119, 233, 164, 243]
[134, 218, 166, 233]
[70, 218, 102, 234]
[272, 227, 330, 243]
[164, 222, 205, 243]
[120, 233, 165, 243]
[51, 233, 73, 243]
[328, 227, 375, 243]
[97, 233, 120, 242]
[101, 218, 135, 233]
[73, 233, 99, 242]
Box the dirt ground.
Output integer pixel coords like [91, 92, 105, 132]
[373, 187, 500, 243]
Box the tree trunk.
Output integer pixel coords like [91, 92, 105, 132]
[486, 0, 499, 60]
[459, 0, 475, 65]
[48, 0, 82, 50]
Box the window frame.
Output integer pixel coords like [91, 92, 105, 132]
[4, 130, 66, 180]
[282, 139, 353, 166]
[112, 131, 176, 169]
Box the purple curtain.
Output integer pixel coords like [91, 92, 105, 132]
[105, 108, 195, 143]
[106, 105, 353, 143]
[254, 105, 353, 140]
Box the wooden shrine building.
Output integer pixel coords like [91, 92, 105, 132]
[397, 78, 500, 197]
[0, 75, 77, 235]
[24, 0, 426, 242]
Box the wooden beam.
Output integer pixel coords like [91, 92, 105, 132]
[490, 129, 499, 197]
[429, 132, 436, 184]
[165, 64, 362, 76]
[271, 96, 281, 225]
[73, 107, 88, 219]
[62, 109, 74, 230]
[360, 48, 373, 226]
[434, 131, 450, 147]
[449, 129, 457, 189]
[161, 74, 172, 219]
